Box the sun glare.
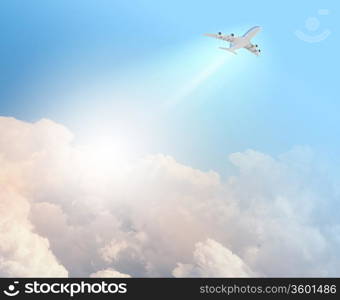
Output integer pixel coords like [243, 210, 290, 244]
[78, 135, 136, 172]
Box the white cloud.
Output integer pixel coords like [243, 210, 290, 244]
[0, 116, 339, 277]
[0, 186, 68, 277]
[99, 240, 129, 263]
[173, 239, 255, 277]
[89, 268, 131, 278]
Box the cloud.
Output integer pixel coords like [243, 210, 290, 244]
[99, 240, 129, 263]
[173, 239, 255, 277]
[0, 186, 68, 277]
[0, 116, 339, 277]
[89, 268, 131, 278]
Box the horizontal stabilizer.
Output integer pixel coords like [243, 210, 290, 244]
[219, 47, 237, 55]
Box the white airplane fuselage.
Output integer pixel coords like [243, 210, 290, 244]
[230, 37, 249, 49]
[227, 37, 250, 53]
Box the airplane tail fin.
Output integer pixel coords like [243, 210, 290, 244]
[219, 47, 237, 55]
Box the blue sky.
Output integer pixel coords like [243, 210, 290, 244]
[0, 0, 338, 173]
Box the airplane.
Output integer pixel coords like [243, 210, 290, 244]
[204, 26, 262, 56]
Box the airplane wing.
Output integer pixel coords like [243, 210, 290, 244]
[244, 43, 261, 56]
[243, 26, 262, 41]
[203, 33, 234, 43]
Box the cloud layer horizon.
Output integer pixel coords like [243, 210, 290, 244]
[1, 116, 339, 277]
